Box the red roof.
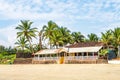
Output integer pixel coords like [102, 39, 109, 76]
[66, 42, 104, 48]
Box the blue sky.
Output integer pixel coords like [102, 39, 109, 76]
[0, 0, 120, 47]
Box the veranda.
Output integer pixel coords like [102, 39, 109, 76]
[32, 46, 102, 64]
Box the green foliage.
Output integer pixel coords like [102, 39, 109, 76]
[101, 30, 113, 46]
[15, 20, 38, 53]
[0, 53, 16, 64]
[0, 45, 16, 64]
[71, 32, 85, 43]
[100, 49, 108, 56]
[0, 45, 5, 52]
[87, 33, 99, 42]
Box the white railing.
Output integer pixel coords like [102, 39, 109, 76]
[33, 56, 98, 61]
[33, 57, 60, 60]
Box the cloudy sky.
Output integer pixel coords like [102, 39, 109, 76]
[0, 0, 120, 47]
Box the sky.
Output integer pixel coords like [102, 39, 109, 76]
[0, 0, 120, 47]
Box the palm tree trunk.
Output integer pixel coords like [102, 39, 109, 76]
[50, 41, 52, 49]
[118, 45, 120, 57]
[28, 39, 34, 54]
[39, 36, 42, 49]
[22, 47, 24, 53]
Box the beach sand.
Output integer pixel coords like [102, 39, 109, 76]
[0, 64, 120, 80]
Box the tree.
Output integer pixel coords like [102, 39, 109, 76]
[15, 20, 38, 53]
[111, 27, 120, 57]
[71, 32, 85, 43]
[38, 28, 44, 49]
[59, 27, 71, 46]
[101, 30, 113, 47]
[15, 37, 28, 52]
[111, 27, 120, 47]
[87, 33, 99, 42]
[42, 20, 58, 49]
[0, 45, 5, 53]
[50, 29, 63, 48]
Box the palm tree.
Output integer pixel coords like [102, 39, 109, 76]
[71, 32, 85, 43]
[87, 33, 99, 42]
[101, 30, 113, 47]
[0, 45, 5, 53]
[111, 27, 120, 57]
[38, 28, 44, 49]
[112, 27, 120, 46]
[50, 29, 63, 48]
[59, 27, 71, 46]
[15, 20, 38, 53]
[42, 20, 58, 49]
[15, 37, 28, 52]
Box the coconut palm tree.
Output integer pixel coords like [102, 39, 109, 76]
[15, 20, 38, 53]
[15, 37, 28, 52]
[38, 28, 44, 49]
[87, 33, 99, 42]
[101, 30, 113, 47]
[59, 26, 71, 46]
[71, 32, 85, 43]
[42, 20, 58, 49]
[50, 29, 63, 48]
[111, 27, 120, 57]
[112, 27, 120, 46]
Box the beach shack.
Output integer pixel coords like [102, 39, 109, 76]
[33, 42, 104, 64]
[33, 48, 67, 64]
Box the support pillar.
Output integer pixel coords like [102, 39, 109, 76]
[87, 52, 88, 59]
[38, 54, 39, 60]
[82, 52, 84, 60]
[93, 52, 95, 59]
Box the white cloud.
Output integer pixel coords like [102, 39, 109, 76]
[0, 25, 17, 47]
[0, 0, 119, 23]
[1, 0, 120, 47]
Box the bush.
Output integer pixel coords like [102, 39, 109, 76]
[100, 49, 108, 56]
[0, 54, 16, 64]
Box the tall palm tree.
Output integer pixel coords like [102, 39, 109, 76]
[59, 27, 71, 46]
[112, 27, 120, 46]
[42, 20, 58, 49]
[15, 37, 28, 52]
[71, 32, 85, 43]
[111, 27, 120, 57]
[50, 29, 63, 48]
[15, 20, 38, 53]
[38, 28, 44, 49]
[101, 30, 113, 47]
[87, 33, 99, 42]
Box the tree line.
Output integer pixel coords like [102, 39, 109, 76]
[15, 20, 120, 54]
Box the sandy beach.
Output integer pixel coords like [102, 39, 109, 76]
[0, 64, 120, 80]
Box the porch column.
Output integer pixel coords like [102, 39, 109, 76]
[42, 54, 43, 60]
[57, 53, 58, 60]
[72, 53, 74, 60]
[64, 53, 66, 59]
[87, 52, 88, 59]
[50, 54, 51, 60]
[38, 54, 39, 60]
[64, 53, 66, 63]
[44, 54, 46, 60]
[58, 53, 59, 60]
[92, 52, 94, 59]
[77, 53, 78, 60]
[82, 52, 84, 60]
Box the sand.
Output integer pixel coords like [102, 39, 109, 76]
[0, 64, 120, 80]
